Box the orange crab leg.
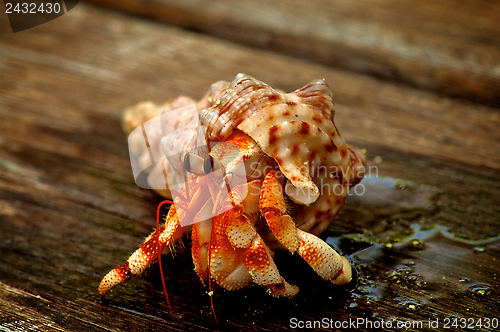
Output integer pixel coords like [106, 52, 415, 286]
[191, 202, 214, 283]
[260, 170, 352, 286]
[98, 204, 185, 296]
[200, 180, 299, 297]
[99, 176, 212, 296]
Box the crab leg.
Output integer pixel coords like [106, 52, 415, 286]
[99, 172, 221, 297]
[98, 205, 186, 296]
[209, 211, 300, 297]
[197, 181, 259, 290]
[260, 170, 352, 286]
[191, 200, 214, 283]
[205, 180, 299, 297]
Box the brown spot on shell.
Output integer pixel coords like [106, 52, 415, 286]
[292, 144, 300, 155]
[269, 125, 279, 146]
[313, 115, 322, 123]
[299, 122, 310, 135]
[325, 143, 338, 153]
[284, 110, 291, 116]
[341, 148, 348, 158]
[286, 101, 297, 107]
[310, 102, 324, 111]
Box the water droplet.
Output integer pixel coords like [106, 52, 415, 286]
[399, 300, 420, 311]
[459, 278, 469, 283]
[467, 284, 491, 297]
[415, 281, 427, 287]
[382, 243, 393, 250]
[408, 238, 425, 251]
[474, 247, 485, 254]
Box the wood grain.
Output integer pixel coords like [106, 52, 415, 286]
[1, 3, 499, 331]
[82, 0, 500, 107]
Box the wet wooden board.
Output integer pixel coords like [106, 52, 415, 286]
[82, 0, 500, 107]
[1, 3, 499, 332]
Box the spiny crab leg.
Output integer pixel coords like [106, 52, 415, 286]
[207, 180, 300, 298]
[99, 162, 234, 297]
[260, 170, 352, 286]
[98, 205, 184, 296]
[99, 175, 213, 296]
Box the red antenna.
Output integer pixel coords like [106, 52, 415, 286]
[158, 160, 173, 312]
[208, 251, 219, 324]
[156, 199, 173, 313]
[159, 159, 219, 323]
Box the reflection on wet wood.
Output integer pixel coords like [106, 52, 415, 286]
[1, 3, 499, 331]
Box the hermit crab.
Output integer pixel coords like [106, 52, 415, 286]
[99, 74, 366, 299]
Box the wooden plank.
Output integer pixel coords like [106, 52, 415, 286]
[82, 0, 500, 107]
[2, 4, 499, 171]
[1, 3, 499, 331]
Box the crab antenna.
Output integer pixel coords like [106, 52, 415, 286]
[208, 269, 219, 324]
[156, 200, 173, 313]
[208, 219, 219, 324]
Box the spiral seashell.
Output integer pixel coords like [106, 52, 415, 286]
[124, 74, 365, 234]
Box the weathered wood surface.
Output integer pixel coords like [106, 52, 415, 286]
[82, 0, 500, 107]
[1, 2, 499, 331]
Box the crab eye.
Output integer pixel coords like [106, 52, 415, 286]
[183, 153, 205, 174]
[204, 155, 214, 174]
[203, 155, 222, 174]
[184, 154, 192, 173]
